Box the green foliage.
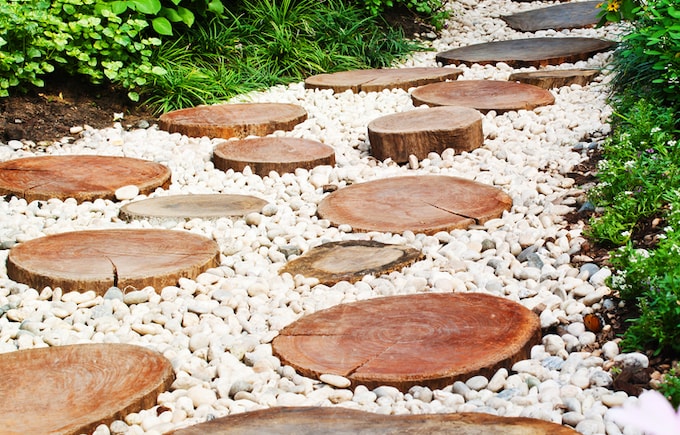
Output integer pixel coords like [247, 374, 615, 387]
[355, 0, 449, 29]
[596, 0, 639, 26]
[658, 365, 680, 409]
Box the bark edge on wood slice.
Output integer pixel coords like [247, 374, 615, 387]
[304, 67, 463, 93]
[500, 1, 602, 32]
[0, 343, 174, 435]
[368, 106, 483, 162]
[158, 103, 307, 139]
[508, 69, 600, 89]
[119, 194, 269, 222]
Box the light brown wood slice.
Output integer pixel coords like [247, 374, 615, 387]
[158, 103, 307, 139]
[411, 80, 555, 114]
[6, 229, 220, 294]
[317, 175, 512, 235]
[119, 194, 268, 221]
[0, 343, 174, 435]
[213, 137, 335, 176]
[368, 106, 483, 162]
[508, 69, 600, 89]
[0, 155, 171, 203]
[304, 67, 463, 93]
[272, 292, 541, 391]
[279, 240, 423, 285]
[501, 1, 602, 32]
[436, 37, 616, 68]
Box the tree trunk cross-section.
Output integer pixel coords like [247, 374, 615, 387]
[304, 67, 462, 93]
[0, 155, 171, 203]
[279, 240, 423, 285]
[272, 292, 541, 392]
[316, 175, 512, 235]
[0, 343, 174, 435]
[501, 1, 602, 32]
[119, 194, 269, 222]
[7, 229, 220, 294]
[367, 106, 483, 162]
[158, 103, 307, 139]
[508, 69, 600, 90]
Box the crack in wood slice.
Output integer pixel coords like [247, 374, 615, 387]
[304, 67, 463, 93]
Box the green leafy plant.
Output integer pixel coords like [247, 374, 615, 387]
[596, 0, 639, 25]
[356, 0, 448, 29]
[658, 364, 680, 409]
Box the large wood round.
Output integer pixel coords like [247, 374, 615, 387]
[304, 67, 463, 93]
[0, 343, 174, 435]
[501, 1, 602, 32]
[509, 69, 600, 89]
[213, 137, 335, 176]
[119, 194, 268, 221]
[272, 293, 541, 391]
[279, 240, 423, 285]
[435, 37, 616, 68]
[158, 103, 307, 139]
[0, 155, 171, 203]
[367, 106, 483, 162]
[6, 229, 220, 294]
[411, 80, 555, 114]
[317, 176, 512, 235]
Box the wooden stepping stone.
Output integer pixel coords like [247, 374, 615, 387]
[367, 106, 483, 162]
[169, 407, 579, 434]
[411, 80, 554, 114]
[501, 1, 602, 32]
[279, 240, 423, 285]
[509, 69, 600, 89]
[1, 343, 173, 435]
[213, 137, 335, 176]
[317, 175, 512, 235]
[7, 229, 220, 294]
[304, 67, 463, 93]
[272, 292, 541, 391]
[436, 37, 616, 68]
[0, 155, 171, 203]
[158, 103, 307, 139]
[119, 194, 268, 221]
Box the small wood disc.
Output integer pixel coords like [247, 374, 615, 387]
[508, 69, 600, 89]
[7, 229, 220, 294]
[317, 176, 512, 235]
[119, 194, 268, 221]
[272, 292, 541, 391]
[0, 343, 174, 435]
[411, 80, 555, 114]
[501, 1, 602, 32]
[213, 137, 335, 176]
[304, 67, 462, 93]
[435, 37, 615, 68]
[279, 240, 423, 285]
[0, 155, 171, 203]
[158, 103, 307, 139]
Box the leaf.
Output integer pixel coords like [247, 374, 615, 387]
[131, 0, 162, 14]
[110, 1, 128, 15]
[669, 6, 680, 19]
[152, 17, 173, 36]
[177, 7, 194, 27]
[208, 0, 225, 15]
[128, 91, 140, 101]
[161, 8, 182, 22]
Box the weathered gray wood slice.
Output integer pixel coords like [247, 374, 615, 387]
[7, 229, 220, 294]
[501, 1, 602, 32]
[213, 137, 335, 176]
[0, 343, 174, 435]
[411, 80, 554, 114]
[279, 240, 423, 285]
[158, 103, 307, 139]
[0, 155, 171, 203]
[304, 67, 463, 93]
[368, 106, 483, 162]
[119, 194, 268, 221]
[272, 293, 541, 391]
[316, 175, 512, 235]
[508, 69, 600, 89]
[436, 37, 615, 68]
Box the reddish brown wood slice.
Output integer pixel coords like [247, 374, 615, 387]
[501, 1, 602, 32]
[0, 155, 171, 203]
[7, 229, 220, 294]
[508, 69, 600, 89]
[120, 194, 268, 221]
[0, 343, 174, 435]
[272, 293, 541, 391]
[411, 80, 555, 114]
[304, 67, 462, 93]
[368, 106, 483, 162]
[158, 103, 307, 139]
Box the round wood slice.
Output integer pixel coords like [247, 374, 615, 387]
[119, 194, 268, 221]
[501, 1, 602, 32]
[0, 155, 171, 203]
[304, 67, 463, 93]
[279, 240, 423, 285]
[0, 343, 174, 435]
[213, 137, 335, 176]
[317, 175, 512, 235]
[367, 106, 483, 162]
[508, 69, 600, 89]
[6, 229, 220, 294]
[411, 80, 555, 114]
[272, 292, 541, 391]
[435, 37, 616, 68]
[158, 103, 307, 139]
[169, 407, 579, 435]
